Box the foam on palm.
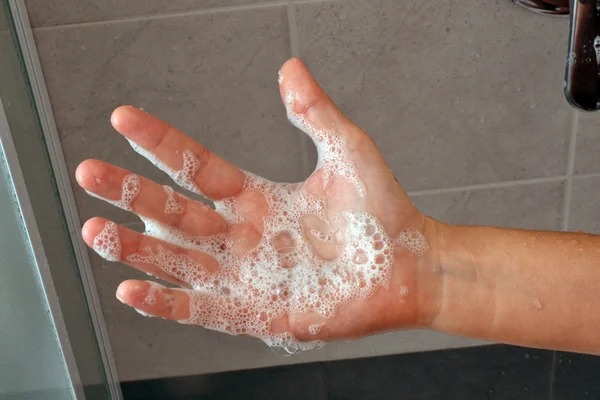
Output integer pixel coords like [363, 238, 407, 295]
[90, 89, 428, 352]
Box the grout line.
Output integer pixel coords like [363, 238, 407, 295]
[33, 0, 336, 31]
[34, 1, 289, 30]
[561, 111, 579, 232]
[548, 351, 557, 400]
[407, 175, 567, 197]
[570, 170, 600, 180]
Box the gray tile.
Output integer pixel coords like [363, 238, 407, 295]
[569, 176, 600, 233]
[296, 0, 572, 191]
[574, 112, 600, 175]
[25, 0, 284, 27]
[34, 7, 304, 226]
[412, 180, 565, 230]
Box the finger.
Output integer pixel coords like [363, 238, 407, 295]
[117, 280, 256, 337]
[76, 159, 228, 237]
[111, 106, 246, 200]
[279, 59, 378, 198]
[278, 58, 371, 148]
[280, 58, 402, 204]
[82, 217, 220, 287]
[116, 280, 191, 320]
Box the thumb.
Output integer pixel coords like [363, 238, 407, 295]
[278, 58, 371, 148]
[278, 58, 393, 196]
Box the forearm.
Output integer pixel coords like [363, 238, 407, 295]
[428, 221, 600, 354]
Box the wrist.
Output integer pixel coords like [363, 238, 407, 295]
[413, 215, 446, 329]
[423, 222, 499, 337]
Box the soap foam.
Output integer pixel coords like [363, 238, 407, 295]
[399, 285, 409, 296]
[128, 172, 426, 351]
[285, 90, 366, 197]
[394, 228, 429, 258]
[128, 140, 204, 196]
[134, 308, 152, 317]
[93, 221, 121, 262]
[86, 173, 140, 212]
[310, 229, 335, 243]
[127, 244, 210, 285]
[309, 323, 324, 335]
[102, 97, 429, 351]
[173, 150, 203, 193]
[163, 185, 185, 215]
[116, 174, 140, 210]
[144, 281, 159, 305]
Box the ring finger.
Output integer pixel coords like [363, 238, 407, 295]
[82, 217, 221, 287]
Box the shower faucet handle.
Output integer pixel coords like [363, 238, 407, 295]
[565, 0, 600, 111]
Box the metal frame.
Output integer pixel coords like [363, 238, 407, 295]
[6, 1, 123, 398]
[512, 0, 570, 16]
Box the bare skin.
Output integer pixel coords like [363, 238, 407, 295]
[77, 58, 600, 354]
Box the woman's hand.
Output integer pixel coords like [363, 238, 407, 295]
[76, 58, 442, 352]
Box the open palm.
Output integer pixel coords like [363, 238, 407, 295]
[77, 58, 439, 352]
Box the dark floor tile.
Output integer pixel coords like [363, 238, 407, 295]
[326, 345, 552, 400]
[552, 352, 600, 399]
[121, 362, 327, 400]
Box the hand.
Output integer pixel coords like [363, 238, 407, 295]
[77, 58, 441, 352]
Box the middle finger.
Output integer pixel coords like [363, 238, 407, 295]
[76, 159, 228, 237]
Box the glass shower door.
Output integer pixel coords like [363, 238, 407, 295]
[0, 107, 73, 399]
[0, 1, 117, 398]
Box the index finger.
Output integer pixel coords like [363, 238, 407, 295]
[111, 106, 246, 200]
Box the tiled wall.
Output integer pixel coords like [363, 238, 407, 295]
[25, 0, 600, 384]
